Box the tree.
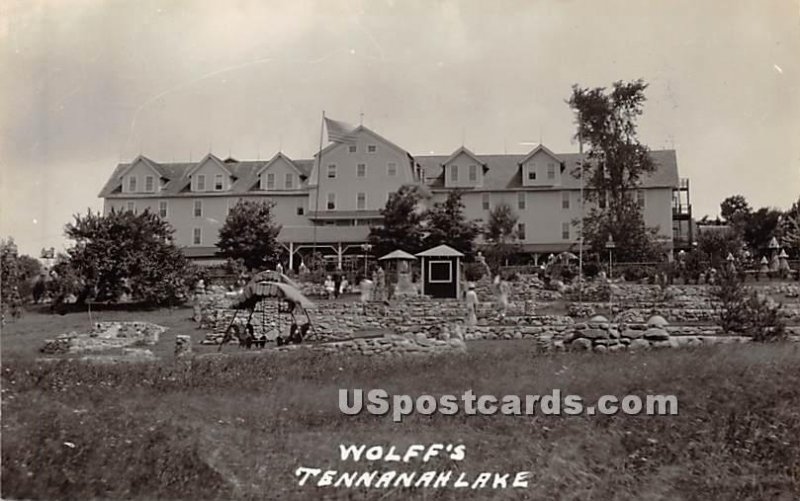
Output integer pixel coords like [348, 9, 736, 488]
[15, 254, 42, 303]
[483, 202, 521, 271]
[423, 190, 481, 255]
[1, 238, 24, 320]
[720, 195, 751, 225]
[368, 184, 428, 258]
[568, 79, 660, 262]
[718, 195, 782, 255]
[780, 197, 800, 254]
[740, 207, 782, 254]
[696, 228, 744, 269]
[64, 209, 194, 305]
[217, 200, 282, 271]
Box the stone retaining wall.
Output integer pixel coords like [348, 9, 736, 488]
[195, 280, 800, 351]
[41, 321, 166, 355]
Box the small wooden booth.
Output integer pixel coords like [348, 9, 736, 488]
[416, 244, 464, 298]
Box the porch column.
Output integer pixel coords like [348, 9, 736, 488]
[337, 242, 343, 270]
[288, 241, 294, 270]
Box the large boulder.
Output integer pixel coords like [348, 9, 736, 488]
[643, 328, 670, 341]
[569, 338, 592, 351]
[646, 315, 669, 328]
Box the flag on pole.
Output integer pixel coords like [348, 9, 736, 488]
[324, 117, 357, 144]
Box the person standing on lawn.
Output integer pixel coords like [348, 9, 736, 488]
[333, 273, 342, 299]
[465, 283, 478, 327]
[324, 275, 335, 300]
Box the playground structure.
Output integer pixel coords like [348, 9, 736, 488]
[218, 271, 316, 350]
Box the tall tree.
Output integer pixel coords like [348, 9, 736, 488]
[740, 207, 782, 254]
[423, 190, 481, 255]
[217, 200, 282, 271]
[780, 197, 800, 254]
[1, 238, 24, 320]
[720, 194, 751, 224]
[696, 228, 744, 269]
[568, 79, 660, 262]
[64, 209, 194, 305]
[483, 202, 521, 270]
[368, 184, 428, 258]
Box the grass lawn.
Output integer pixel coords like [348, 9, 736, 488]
[2, 308, 800, 500]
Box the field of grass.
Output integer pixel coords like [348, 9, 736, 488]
[2, 308, 800, 500]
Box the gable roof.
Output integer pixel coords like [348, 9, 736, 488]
[518, 144, 562, 166]
[441, 146, 486, 167]
[420, 149, 679, 191]
[416, 244, 465, 257]
[378, 249, 418, 261]
[255, 152, 305, 177]
[316, 125, 409, 159]
[185, 153, 234, 178]
[100, 149, 678, 198]
[117, 155, 168, 180]
[309, 125, 415, 185]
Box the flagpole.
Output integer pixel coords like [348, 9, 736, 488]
[312, 111, 325, 263]
[578, 131, 584, 303]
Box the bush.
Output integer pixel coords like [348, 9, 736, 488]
[621, 265, 651, 283]
[712, 267, 786, 341]
[463, 262, 486, 282]
[582, 262, 600, 280]
[744, 293, 787, 342]
[62, 209, 196, 306]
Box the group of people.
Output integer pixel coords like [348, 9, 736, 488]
[463, 274, 511, 327]
[323, 274, 350, 300]
[322, 267, 389, 302]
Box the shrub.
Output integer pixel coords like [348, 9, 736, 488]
[463, 262, 485, 282]
[744, 293, 787, 342]
[712, 267, 786, 340]
[622, 265, 651, 283]
[63, 209, 195, 306]
[582, 262, 600, 280]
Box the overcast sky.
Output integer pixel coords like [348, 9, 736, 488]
[2, 0, 799, 255]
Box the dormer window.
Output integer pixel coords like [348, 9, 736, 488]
[450, 165, 458, 182]
[528, 170, 536, 181]
[266, 173, 275, 190]
[547, 163, 556, 180]
[196, 174, 206, 191]
[285, 173, 294, 189]
[128, 176, 137, 192]
[145, 176, 154, 192]
[469, 165, 477, 182]
[214, 174, 224, 191]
